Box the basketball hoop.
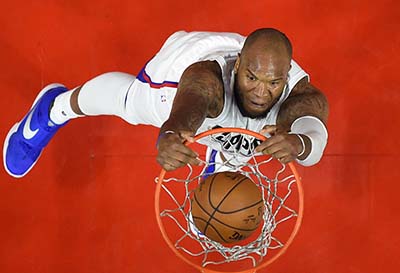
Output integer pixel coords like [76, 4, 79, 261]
[155, 128, 304, 273]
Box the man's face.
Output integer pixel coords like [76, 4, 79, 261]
[234, 46, 291, 119]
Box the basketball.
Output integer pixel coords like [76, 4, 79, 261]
[191, 171, 264, 244]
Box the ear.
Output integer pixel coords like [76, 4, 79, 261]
[234, 54, 241, 73]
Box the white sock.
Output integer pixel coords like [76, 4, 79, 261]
[49, 72, 136, 126]
[49, 87, 83, 125]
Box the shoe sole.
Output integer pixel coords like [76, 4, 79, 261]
[3, 83, 66, 178]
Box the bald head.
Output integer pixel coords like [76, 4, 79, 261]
[233, 28, 293, 119]
[242, 28, 292, 60]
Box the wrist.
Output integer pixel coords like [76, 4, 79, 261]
[290, 133, 312, 160]
[297, 134, 312, 160]
[156, 130, 176, 148]
[290, 116, 328, 166]
[294, 134, 306, 157]
[160, 119, 191, 136]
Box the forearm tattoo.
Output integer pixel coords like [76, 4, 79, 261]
[277, 81, 329, 131]
[165, 61, 224, 133]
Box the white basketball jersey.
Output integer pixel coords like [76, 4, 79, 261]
[197, 53, 308, 156]
[132, 31, 308, 156]
[131, 31, 245, 127]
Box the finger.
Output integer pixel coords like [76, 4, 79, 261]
[254, 135, 283, 153]
[167, 143, 202, 167]
[267, 134, 300, 157]
[158, 155, 187, 171]
[254, 140, 271, 153]
[156, 133, 199, 170]
[260, 143, 286, 157]
[258, 138, 294, 159]
[270, 149, 289, 160]
[277, 154, 295, 164]
[160, 153, 201, 170]
[162, 162, 182, 172]
[260, 125, 277, 136]
[157, 156, 179, 171]
[171, 142, 199, 158]
[179, 131, 195, 143]
[188, 156, 202, 166]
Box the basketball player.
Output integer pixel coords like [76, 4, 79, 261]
[3, 28, 329, 178]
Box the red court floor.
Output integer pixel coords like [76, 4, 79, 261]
[1, 1, 399, 272]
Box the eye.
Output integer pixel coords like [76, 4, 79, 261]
[246, 74, 256, 81]
[271, 80, 281, 86]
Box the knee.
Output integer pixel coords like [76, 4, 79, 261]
[77, 72, 137, 116]
[87, 72, 136, 87]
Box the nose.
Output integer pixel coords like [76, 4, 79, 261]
[253, 83, 269, 97]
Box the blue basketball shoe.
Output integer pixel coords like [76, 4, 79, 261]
[3, 84, 69, 178]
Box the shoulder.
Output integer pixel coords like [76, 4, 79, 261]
[179, 61, 223, 94]
[290, 76, 324, 97]
[179, 61, 225, 118]
[181, 60, 222, 78]
[279, 77, 329, 127]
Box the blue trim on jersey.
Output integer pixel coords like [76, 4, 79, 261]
[204, 149, 218, 177]
[137, 65, 179, 89]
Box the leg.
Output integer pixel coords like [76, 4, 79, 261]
[50, 72, 137, 124]
[3, 72, 137, 178]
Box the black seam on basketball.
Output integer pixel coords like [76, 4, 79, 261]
[204, 174, 249, 234]
[193, 191, 214, 219]
[216, 199, 264, 214]
[203, 173, 220, 234]
[193, 198, 260, 232]
[204, 212, 261, 232]
[204, 222, 230, 243]
[208, 174, 249, 209]
[207, 173, 220, 210]
[191, 216, 229, 243]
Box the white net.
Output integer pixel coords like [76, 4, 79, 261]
[156, 129, 303, 272]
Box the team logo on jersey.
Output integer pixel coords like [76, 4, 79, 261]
[210, 126, 262, 157]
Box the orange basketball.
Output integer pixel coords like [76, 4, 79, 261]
[191, 171, 264, 244]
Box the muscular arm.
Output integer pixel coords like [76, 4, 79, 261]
[277, 77, 329, 131]
[160, 61, 224, 133]
[274, 76, 329, 161]
[257, 77, 329, 163]
[156, 61, 224, 171]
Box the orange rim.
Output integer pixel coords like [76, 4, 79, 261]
[155, 128, 304, 273]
